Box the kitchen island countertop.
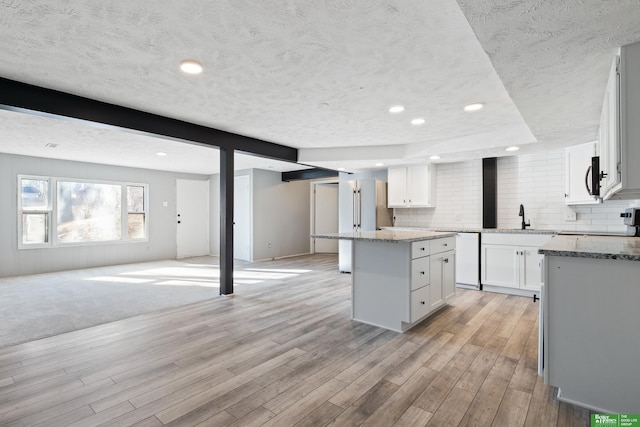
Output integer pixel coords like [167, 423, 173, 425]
[538, 234, 640, 261]
[311, 230, 456, 243]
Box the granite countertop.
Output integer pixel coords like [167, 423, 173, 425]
[539, 234, 640, 261]
[311, 230, 457, 243]
[381, 226, 557, 235]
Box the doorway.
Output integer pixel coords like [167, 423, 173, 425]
[234, 175, 252, 261]
[312, 181, 339, 253]
[176, 179, 210, 258]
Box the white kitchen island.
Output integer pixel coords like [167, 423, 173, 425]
[539, 235, 640, 413]
[313, 230, 457, 333]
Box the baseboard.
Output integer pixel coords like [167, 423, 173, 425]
[253, 252, 313, 262]
[482, 284, 539, 299]
[556, 388, 612, 414]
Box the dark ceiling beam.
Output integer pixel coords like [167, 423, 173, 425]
[281, 167, 339, 182]
[0, 77, 298, 163]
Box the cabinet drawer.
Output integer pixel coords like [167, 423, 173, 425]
[411, 257, 430, 291]
[430, 237, 455, 254]
[411, 285, 431, 323]
[411, 240, 430, 259]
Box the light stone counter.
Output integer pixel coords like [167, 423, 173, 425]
[311, 230, 457, 243]
[380, 226, 557, 235]
[538, 234, 640, 261]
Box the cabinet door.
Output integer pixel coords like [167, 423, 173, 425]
[600, 58, 622, 199]
[408, 165, 430, 206]
[442, 250, 456, 301]
[429, 254, 444, 310]
[481, 245, 519, 289]
[387, 167, 408, 207]
[565, 142, 598, 205]
[521, 248, 544, 291]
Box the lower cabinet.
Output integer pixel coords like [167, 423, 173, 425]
[352, 236, 456, 332]
[410, 285, 430, 323]
[481, 233, 552, 296]
[429, 249, 455, 310]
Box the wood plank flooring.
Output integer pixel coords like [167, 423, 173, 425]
[0, 254, 591, 426]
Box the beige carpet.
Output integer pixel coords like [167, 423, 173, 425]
[0, 257, 226, 348]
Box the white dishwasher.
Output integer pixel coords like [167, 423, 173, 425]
[455, 233, 480, 290]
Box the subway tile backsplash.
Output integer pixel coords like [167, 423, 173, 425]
[393, 151, 638, 233]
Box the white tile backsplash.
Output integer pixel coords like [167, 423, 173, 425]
[394, 151, 638, 232]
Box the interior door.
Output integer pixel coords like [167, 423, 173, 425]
[314, 183, 338, 253]
[338, 180, 356, 272]
[234, 175, 251, 261]
[176, 179, 210, 258]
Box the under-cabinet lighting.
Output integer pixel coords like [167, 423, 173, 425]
[389, 105, 405, 113]
[375, 163, 384, 167]
[156, 152, 168, 156]
[430, 155, 440, 160]
[505, 146, 520, 152]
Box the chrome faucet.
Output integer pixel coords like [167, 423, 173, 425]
[519, 204, 530, 230]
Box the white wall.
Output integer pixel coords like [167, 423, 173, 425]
[252, 169, 310, 260]
[394, 151, 638, 233]
[209, 169, 311, 260]
[0, 153, 209, 278]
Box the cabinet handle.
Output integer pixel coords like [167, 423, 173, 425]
[444, 258, 449, 263]
[420, 301, 425, 305]
[443, 243, 448, 247]
[421, 247, 425, 251]
[420, 271, 425, 275]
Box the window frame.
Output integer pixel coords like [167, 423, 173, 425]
[18, 175, 149, 249]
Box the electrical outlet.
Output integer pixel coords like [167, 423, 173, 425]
[564, 209, 577, 221]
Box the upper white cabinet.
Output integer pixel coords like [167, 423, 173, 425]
[387, 165, 435, 208]
[564, 141, 601, 205]
[599, 41, 640, 200]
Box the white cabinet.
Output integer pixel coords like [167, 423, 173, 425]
[430, 249, 455, 310]
[352, 236, 455, 332]
[387, 165, 435, 208]
[481, 233, 552, 296]
[564, 142, 600, 205]
[599, 41, 640, 200]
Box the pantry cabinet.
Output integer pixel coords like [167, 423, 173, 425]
[387, 165, 435, 208]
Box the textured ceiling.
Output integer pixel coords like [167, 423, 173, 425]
[0, 0, 639, 173]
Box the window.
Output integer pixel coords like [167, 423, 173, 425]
[18, 175, 148, 248]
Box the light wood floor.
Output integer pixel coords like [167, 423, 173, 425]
[0, 254, 590, 426]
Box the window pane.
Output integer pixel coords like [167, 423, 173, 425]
[22, 213, 48, 244]
[21, 179, 48, 210]
[128, 213, 146, 239]
[57, 182, 122, 242]
[127, 186, 145, 212]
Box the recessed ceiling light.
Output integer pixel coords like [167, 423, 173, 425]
[411, 118, 425, 125]
[375, 162, 385, 167]
[180, 60, 203, 74]
[156, 152, 167, 156]
[505, 146, 520, 152]
[430, 155, 440, 160]
[389, 105, 405, 113]
[464, 102, 484, 112]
